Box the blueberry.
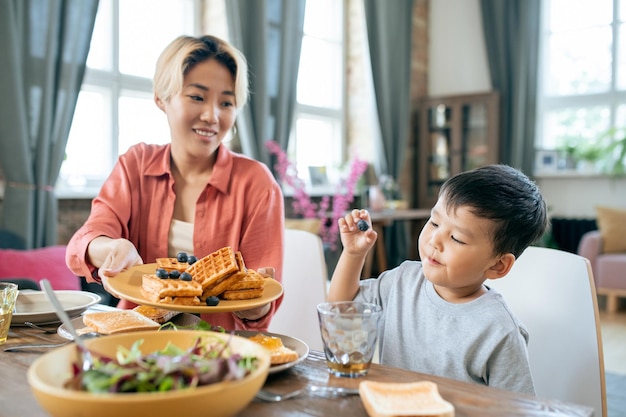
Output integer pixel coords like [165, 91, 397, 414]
[206, 296, 220, 306]
[176, 252, 189, 263]
[169, 270, 181, 279]
[180, 272, 192, 281]
[155, 268, 169, 279]
[187, 255, 197, 265]
[357, 219, 369, 231]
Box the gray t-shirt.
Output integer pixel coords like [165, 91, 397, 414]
[355, 260, 535, 395]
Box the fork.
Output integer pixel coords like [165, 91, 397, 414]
[41, 280, 95, 371]
[255, 385, 360, 402]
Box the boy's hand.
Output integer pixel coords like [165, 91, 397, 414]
[338, 209, 377, 255]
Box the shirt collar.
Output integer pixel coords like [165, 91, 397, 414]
[143, 143, 233, 195]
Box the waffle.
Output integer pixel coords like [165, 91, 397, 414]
[187, 247, 240, 290]
[156, 257, 189, 272]
[140, 286, 203, 306]
[141, 274, 202, 298]
[201, 251, 247, 298]
[225, 269, 265, 291]
[221, 287, 264, 300]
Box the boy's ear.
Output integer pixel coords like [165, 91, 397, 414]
[485, 253, 516, 280]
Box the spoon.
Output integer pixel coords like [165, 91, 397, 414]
[255, 385, 360, 402]
[40, 279, 94, 371]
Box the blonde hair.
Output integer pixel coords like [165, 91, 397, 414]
[153, 35, 249, 108]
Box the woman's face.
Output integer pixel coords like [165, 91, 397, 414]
[158, 58, 237, 160]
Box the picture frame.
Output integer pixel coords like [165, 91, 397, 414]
[308, 166, 329, 186]
[534, 150, 559, 173]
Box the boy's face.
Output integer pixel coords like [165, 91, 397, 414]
[418, 197, 508, 302]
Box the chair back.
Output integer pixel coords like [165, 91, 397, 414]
[487, 246, 606, 417]
[269, 228, 328, 351]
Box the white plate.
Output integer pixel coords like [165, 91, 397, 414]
[11, 290, 101, 326]
[235, 330, 309, 374]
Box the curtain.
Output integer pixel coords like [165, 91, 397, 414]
[225, 0, 306, 166]
[480, 0, 541, 174]
[0, 0, 98, 249]
[363, 0, 414, 268]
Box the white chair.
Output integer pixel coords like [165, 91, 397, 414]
[269, 228, 328, 352]
[486, 246, 607, 417]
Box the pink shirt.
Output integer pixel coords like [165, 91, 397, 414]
[66, 143, 285, 331]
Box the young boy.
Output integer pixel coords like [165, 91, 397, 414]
[328, 164, 548, 395]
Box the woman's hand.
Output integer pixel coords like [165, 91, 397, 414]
[88, 237, 143, 292]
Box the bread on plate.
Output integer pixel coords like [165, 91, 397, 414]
[359, 380, 455, 417]
[82, 310, 160, 335]
[248, 333, 299, 365]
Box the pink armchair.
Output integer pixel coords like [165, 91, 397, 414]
[578, 230, 626, 313]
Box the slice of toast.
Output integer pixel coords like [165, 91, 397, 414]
[248, 333, 299, 365]
[359, 381, 455, 417]
[132, 305, 179, 324]
[82, 310, 160, 335]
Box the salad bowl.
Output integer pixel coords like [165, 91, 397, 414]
[27, 330, 271, 417]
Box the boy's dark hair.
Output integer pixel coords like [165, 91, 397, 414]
[439, 164, 548, 258]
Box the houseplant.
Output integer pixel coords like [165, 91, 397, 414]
[266, 141, 368, 249]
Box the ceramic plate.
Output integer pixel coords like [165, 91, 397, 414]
[106, 263, 283, 313]
[235, 330, 309, 374]
[11, 290, 101, 326]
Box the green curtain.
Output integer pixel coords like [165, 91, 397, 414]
[363, 0, 414, 269]
[0, 0, 99, 248]
[480, 0, 541, 174]
[225, 0, 306, 166]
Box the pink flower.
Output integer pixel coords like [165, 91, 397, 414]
[266, 141, 367, 248]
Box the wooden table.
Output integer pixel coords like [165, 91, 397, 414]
[363, 208, 431, 277]
[1, 319, 593, 417]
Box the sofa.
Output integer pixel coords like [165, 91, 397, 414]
[578, 230, 626, 313]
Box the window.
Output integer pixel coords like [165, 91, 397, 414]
[57, 0, 199, 196]
[59, 0, 345, 196]
[536, 0, 626, 173]
[291, 0, 345, 186]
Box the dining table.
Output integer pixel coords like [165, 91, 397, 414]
[1, 307, 594, 417]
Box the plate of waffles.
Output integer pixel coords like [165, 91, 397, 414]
[106, 253, 283, 313]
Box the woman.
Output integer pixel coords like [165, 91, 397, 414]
[66, 35, 284, 330]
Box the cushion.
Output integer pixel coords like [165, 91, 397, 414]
[595, 206, 626, 253]
[0, 246, 81, 290]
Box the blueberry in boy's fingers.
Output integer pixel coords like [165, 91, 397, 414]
[357, 219, 369, 231]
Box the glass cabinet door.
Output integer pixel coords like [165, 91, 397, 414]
[462, 101, 489, 171]
[415, 92, 499, 209]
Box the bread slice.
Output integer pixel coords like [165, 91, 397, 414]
[82, 310, 160, 335]
[359, 381, 455, 417]
[248, 333, 300, 365]
[132, 305, 179, 324]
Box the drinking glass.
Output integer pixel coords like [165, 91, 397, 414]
[317, 301, 382, 377]
[0, 282, 19, 344]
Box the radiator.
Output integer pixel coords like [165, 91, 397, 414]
[550, 217, 598, 254]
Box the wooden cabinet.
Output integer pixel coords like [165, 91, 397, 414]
[414, 91, 499, 208]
